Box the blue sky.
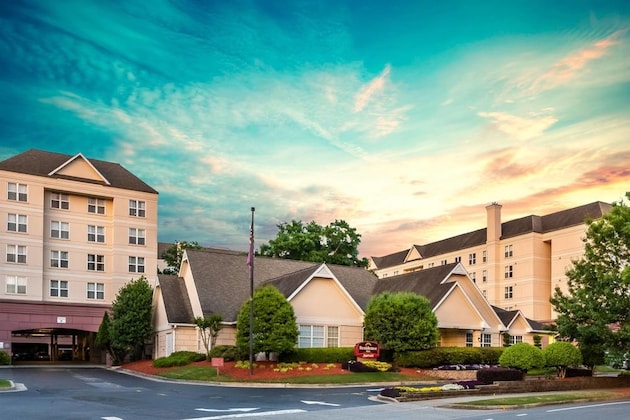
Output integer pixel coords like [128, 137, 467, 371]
[1, 0, 628, 257]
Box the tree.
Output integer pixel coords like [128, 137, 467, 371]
[94, 311, 121, 364]
[195, 314, 223, 361]
[109, 276, 154, 363]
[235, 285, 299, 358]
[259, 219, 369, 267]
[160, 241, 203, 274]
[551, 192, 630, 355]
[363, 292, 439, 352]
[543, 341, 583, 378]
[499, 342, 545, 372]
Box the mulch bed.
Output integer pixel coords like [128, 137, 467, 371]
[121, 360, 424, 381]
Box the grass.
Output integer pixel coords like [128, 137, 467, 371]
[157, 365, 427, 384]
[0, 379, 12, 389]
[457, 391, 611, 407]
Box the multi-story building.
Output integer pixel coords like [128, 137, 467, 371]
[369, 202, 612, 323]
[0, 149, 158, 362]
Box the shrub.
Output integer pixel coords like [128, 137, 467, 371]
[543, 342, 583, 378]
[395, 347, 504, 368]
[0, 351, 11, 365]
[346, 360, 395, 372]
[209, 345, 241, 361]
[499, 343, 545, 372]
[153, 351, 205, 368]
[477, 367, 523, 384]
[281, 347, 354, 363]
[565, 367, 592, 378]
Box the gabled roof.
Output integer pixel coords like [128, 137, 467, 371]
[158, 274, 195, 324]
[492, 306, 549, 333]
[264, 263, 379, 311]
[183, 248, 319, 322]
[372, 263, 460, 308]
[0, 149, 158, 194]
[371, 201, 612, 269]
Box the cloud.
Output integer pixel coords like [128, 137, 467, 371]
[530, 29, 627, 93]
[354, 64, 391, 112]
[477, 111, 558, 140]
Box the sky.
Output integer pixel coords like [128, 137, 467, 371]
[0, 0, 628, 259]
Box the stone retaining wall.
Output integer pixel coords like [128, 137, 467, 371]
[416, 369, 477, 380]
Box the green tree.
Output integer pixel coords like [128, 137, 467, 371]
[363, 292, 439, 352]
[94, 311, 123, 364]
[543, 341, 583, 378]
[551, 192, 630, 355]
[161, 241, 203, 274]
[109, 276, 154, 363]
[499, 342, 545, 372]
[236, 286, 299, 358]
[259, 219, 368, 267]
[195, 314, 223, 361]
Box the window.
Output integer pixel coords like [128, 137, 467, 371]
[50, 280, 68, 297]
[504, 244, 513, 258]
[469, 253, 476, 265]
[465, 332, 473, 347]
[327, 326, 339, 347]
[8, 182, 27, 202]
[129, 200, 146, 217]
[440, 259, 447, 265]
[87, 254, 105, 271]
[510, 335, 523, 345]
[482, 289, 487, 298]
[482, 270, 487, 283]
[454, 256, 462, 263]
[51, 193, 69, 210]
[504, 265, 513, 278]
[6, 276, 27, 294]
[299, 325, 324, 348]
[428, 262, 434, 268]
[7, 244, 26, 263]
[470, 272, 476, 283]
[128, 228, 145, 245]
[50, 250, 69, 268]
[504, 286, 513, 299]
[87, 198, 105, 214]
[8, 213, 27, 233]
[87, 225, 105, 243]
[87, 282, 104, 300]
[51, 221, 69, 239]
[128, 256, 145, 273]
[482, 250, 487, 263]
[481, 333, 492, 347]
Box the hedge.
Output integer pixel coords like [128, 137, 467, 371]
[153, 351, 206, 368]
[477, 367, 524, 384]
[394, 347, 504, 368]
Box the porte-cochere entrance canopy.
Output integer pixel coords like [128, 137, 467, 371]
[11, 327, 94, 362]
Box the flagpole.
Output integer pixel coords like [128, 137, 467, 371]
[248, 207, 255, 376]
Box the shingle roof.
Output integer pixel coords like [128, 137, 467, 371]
[492, 305, 548, 332]
[0, 149, 158, 194]
[371, 201, 612, 269]
[264, 263, 379, 311]
[158, 274, 195, 324]
[184, 249, 319, 322]
[371, 263, 459, 308]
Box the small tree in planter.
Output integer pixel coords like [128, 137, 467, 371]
[195, 314, 223, 361]
[543, 341, 583, 378]
[499, 342, 545, 373]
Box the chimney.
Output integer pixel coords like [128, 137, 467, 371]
[486, 202, 502, 243]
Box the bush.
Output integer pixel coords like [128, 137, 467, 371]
[345, 360, 394, 372]
[477, 367, 524, 384]
[153, 351, 205, 368]
[394, 347, 504, 368]
[499, 343, 545, 372]
[565, 367, 592, 377]
[543, 342, 583, 378]
[209, 345, 241, 361]
[0, 351, 11, 365]
[281, 347, 355, 363]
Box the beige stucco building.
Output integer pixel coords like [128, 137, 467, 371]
[0, 149, 158, 361]
[369, 202, 612, 323]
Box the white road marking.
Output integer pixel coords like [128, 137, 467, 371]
[547, 400, 630, 412]
[300, 400, 340, 406]
[102, 417, 124, 420]
[195, 408, 258, 413]
[181, 409, 306, 419]
[367, 388, 384, 392]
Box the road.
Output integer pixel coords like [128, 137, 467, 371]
[1, 366, 628, 420]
